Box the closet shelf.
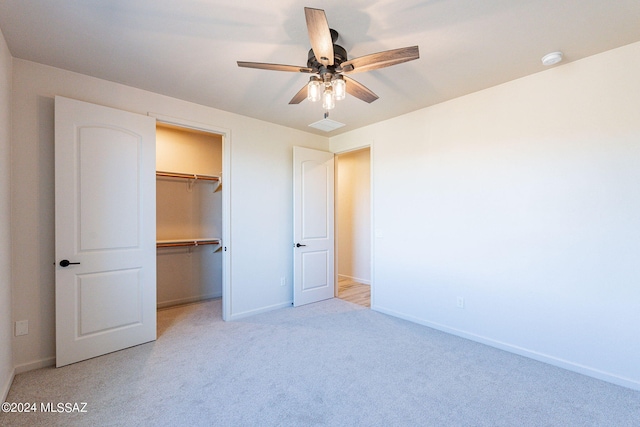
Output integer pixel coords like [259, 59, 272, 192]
[156, 171, 220, 182]
[156, 238, 221, 248]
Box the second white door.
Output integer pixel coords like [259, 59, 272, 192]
[293, 146, 335, 306]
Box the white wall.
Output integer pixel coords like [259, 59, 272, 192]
[0, 26, 13, 401]
[330, 42, 640, 390]
[11, 59, 328, 370]
[336, 148, 371, 284]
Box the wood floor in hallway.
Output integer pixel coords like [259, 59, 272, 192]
[337, 277, 370, 308]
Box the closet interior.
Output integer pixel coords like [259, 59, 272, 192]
[156, 124, 223, 308]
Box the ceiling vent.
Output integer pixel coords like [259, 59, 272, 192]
[308, 118, 345, 132]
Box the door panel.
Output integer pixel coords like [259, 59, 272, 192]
[55, 96, 156, 367]
[78, 127, 140, 250]
[301, 160, 329, 239]
[77, 269, 142, 336]
[293, 146, 334, 306]
[302, 251, 329, 290]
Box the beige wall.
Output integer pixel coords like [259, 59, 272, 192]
[156, 125, 222, 176]
[0, 27, 13, 401]
[10, 59, 328, 371]
[336, 148, 370, 284]
[330, 41, 640, 390]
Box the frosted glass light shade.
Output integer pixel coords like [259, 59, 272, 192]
[322, 86, 335, 110]
[333, 77, 346, 100]
[307, 77, 321, 102]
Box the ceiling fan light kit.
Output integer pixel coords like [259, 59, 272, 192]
[307, 74, 345, 110]
[237, 7, 420, 115]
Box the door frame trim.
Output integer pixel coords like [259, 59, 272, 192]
[149, 113, 232, 321]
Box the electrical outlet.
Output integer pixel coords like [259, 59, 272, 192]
[456, 297, 465, 309]
[280, 277, 286, 287]
[15, 320, 29, 336]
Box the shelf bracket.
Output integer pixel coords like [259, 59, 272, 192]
[187, 176, 196, 192]
[211, 179, 220, 193]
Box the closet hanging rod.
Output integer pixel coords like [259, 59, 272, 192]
[156, 171, 220, 182]
[156, 239, 221, 248]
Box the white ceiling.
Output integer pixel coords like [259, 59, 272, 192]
[1, 0, 640, 136]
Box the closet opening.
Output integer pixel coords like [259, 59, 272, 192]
[335, 147, 371, 308]
[155, 122, 226, 315]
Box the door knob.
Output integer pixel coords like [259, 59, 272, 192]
[295, 243, 306, 247]
[59, 259, 81, 267]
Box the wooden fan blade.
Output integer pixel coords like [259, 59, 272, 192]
[289, 84, 308, 104]
[304, 7, 334, 66]
[344, 76, 378, 103]
[341, 46, 419, 74]
[237, 61, 313, 73]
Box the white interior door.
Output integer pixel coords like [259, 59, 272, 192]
[293, 146, 335, 306]
[55, 96, 156, 367]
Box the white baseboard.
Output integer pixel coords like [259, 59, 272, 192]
[337, 274, 370, 285]
[228, 301, 292, 321]
[157, 293, 222, 309]
[373, 305, 640, 392]
[1, 367, 14, 402]
[14, 356, 55, 375]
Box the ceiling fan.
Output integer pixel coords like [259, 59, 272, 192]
[237, 7, 420, 111]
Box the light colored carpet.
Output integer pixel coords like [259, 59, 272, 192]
[1, 298, 639, 426]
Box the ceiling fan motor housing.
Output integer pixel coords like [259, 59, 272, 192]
[307, 32, 348, 75]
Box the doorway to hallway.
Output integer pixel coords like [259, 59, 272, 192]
[335, 147, 371, 308]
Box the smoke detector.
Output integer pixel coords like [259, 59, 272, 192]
[542, 51, 563, 66]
